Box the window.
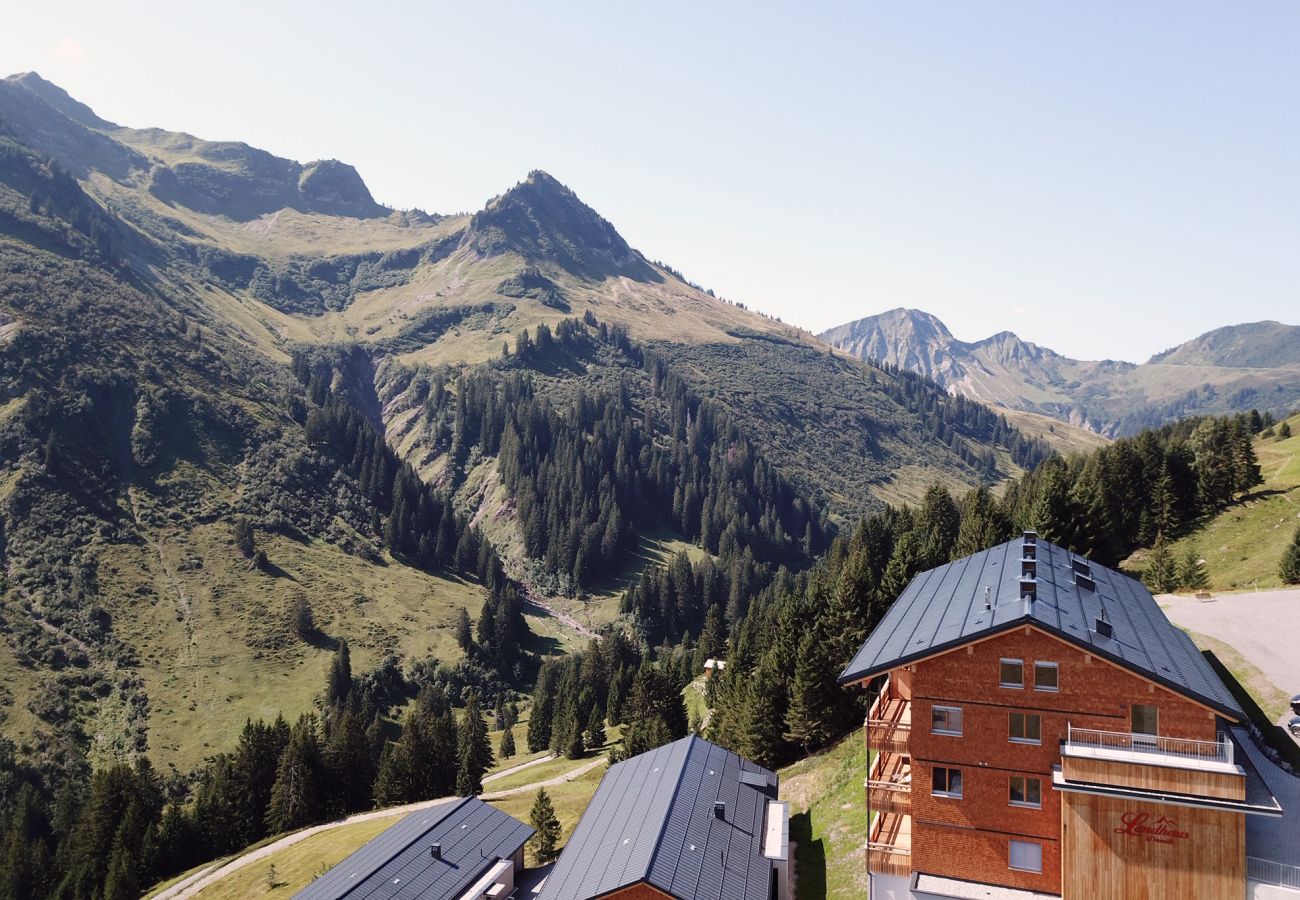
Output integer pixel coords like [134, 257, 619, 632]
[1009, 776, 1042, 808]
[1131, 703, 1159, 736]
[1000, 658, 1024, 688]
[931, 706, 964, 736]
[1009, 839, 1043, 873]
[1009, 712, 1042, 744]
[1033, 662, 1059, 692]
[931, 766, 963, 798]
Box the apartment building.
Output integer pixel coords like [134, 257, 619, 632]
[840, 533, 1283, 900]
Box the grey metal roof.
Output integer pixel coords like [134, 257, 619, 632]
[838, 536, 1244, 719]
[539, 735, 778, 900]
[292, 797, 534, 900]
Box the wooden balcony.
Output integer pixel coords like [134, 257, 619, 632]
[866, 680, 911, 756]
[866, 810, 912, 878]
[867, 746, 912, 815]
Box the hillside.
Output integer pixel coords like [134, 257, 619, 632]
[0, 72, 1071, 787]
[822, 308, 1300, 436]
[1126, 412, 1300, 592]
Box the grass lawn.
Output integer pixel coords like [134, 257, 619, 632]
[780, 732, 869, 900]
[1128, 413, 1300, 592]
[191, 817, 395, 900]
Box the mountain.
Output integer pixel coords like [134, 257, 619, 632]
[0, 74, 1068, 779]
[822, 308, 1300, 436]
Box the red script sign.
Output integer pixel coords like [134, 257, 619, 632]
[1114, 812, 1189, 844]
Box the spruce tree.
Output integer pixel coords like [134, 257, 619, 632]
[1280, 526, 1300, 585]
[1178, 546, 1209, 592]
[326, 640, 352, 708]
[784, 632, 834, 754]
[584, 704, 607, 751]
[455, 606, 473, 651]
[265, 715, 325, 834]
[456, 692, 494, 795]
[1144, 532, 1178, 594]
[1280, 421, 1292, 440]
[528, 788, 561, 864]
[499, 727, 516, 759]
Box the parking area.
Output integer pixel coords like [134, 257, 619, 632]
[1160, 588, 1300, 740]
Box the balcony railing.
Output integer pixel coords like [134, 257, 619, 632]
[1065, 724, 1234, 767]
[1248, 856, 1300, 890]
[867, 810, 912, 878]
[867, 678, 912, 755]
[867, 779, 911, 815]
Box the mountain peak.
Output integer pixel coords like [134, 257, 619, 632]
[5, 72, 115, 129]
[465, 171, 654, 280]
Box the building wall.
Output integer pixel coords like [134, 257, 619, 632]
[904, 626, 1225, 893]
[1060, 790, 1245, 900]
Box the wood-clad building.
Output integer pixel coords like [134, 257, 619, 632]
[840, 533, 1283, 900]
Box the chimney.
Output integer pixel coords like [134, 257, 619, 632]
[430, 843, 442, 861]
[714, 801, 726, 820]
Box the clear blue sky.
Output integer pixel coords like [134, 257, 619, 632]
[4, 1, 1297, 362]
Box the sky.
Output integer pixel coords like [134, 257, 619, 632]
[3, 1, 1297, 362]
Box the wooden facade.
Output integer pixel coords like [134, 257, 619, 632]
[1060, 790, 1245, 900]
[1061, 755, 1245, 802]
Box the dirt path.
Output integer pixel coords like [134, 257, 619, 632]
[482, 753, 555, 784]
[523, 590, 597, 640]
[150, 755, 605, 900]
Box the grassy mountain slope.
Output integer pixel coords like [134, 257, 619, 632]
[0, 73, 1057, 778]
[1126, 412, 1300, 591]
[822, 307, 1300, 436]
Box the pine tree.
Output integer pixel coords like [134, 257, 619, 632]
[499, 727, 516, 759]
[1280, 526, 1300, 585]
[584, 704, 607, 751]
[456, 692, 494, 795]
[265, 715, 325, 834]
[1178, 546, 1209, 591]
[455, 606, 474, 652]
[326, 640, 352, 708]
[1144, 532, 1178, 594]
[528, 788, 561, 864]
[1280, 421, 1293, 440]
[784, 631, 835, 754]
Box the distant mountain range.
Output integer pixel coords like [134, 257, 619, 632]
[821, 309, 1300, 436]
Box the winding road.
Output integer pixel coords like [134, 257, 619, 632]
[149, 753, 606, 900]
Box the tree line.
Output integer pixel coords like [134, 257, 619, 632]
[0, 642, 500, 900]
[391, 313, 831, 596]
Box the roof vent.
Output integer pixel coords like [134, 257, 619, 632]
[1020, 557, 1036, 578]
[714, 801, 726, 820]
[430, 843, 442, 861]
[1094, 610, 1113, 639]
[984, 585, 992, 611]
[1023, 530, 1038, 546]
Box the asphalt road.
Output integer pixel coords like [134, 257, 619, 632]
[1160, 588, 1300, 736]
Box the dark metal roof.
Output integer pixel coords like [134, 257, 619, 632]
[838, 537, 1244, 719]
[292, 797, 534, 900]
[539, 735, 778, 900]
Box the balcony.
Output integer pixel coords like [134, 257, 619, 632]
[866, 810, 912, 878]
[867, 746, 911, 816]
[1063, 725, 1237, 772]
[867, 678, 911, 755]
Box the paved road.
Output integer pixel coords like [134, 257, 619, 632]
[150, 754, 604, 900]
[1160, 588, 1300, 728]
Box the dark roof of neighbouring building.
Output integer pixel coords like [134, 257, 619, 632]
[292, 797, 534, 900]
[838, 536, 1244, 719]
[538, 735, 779, 900]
